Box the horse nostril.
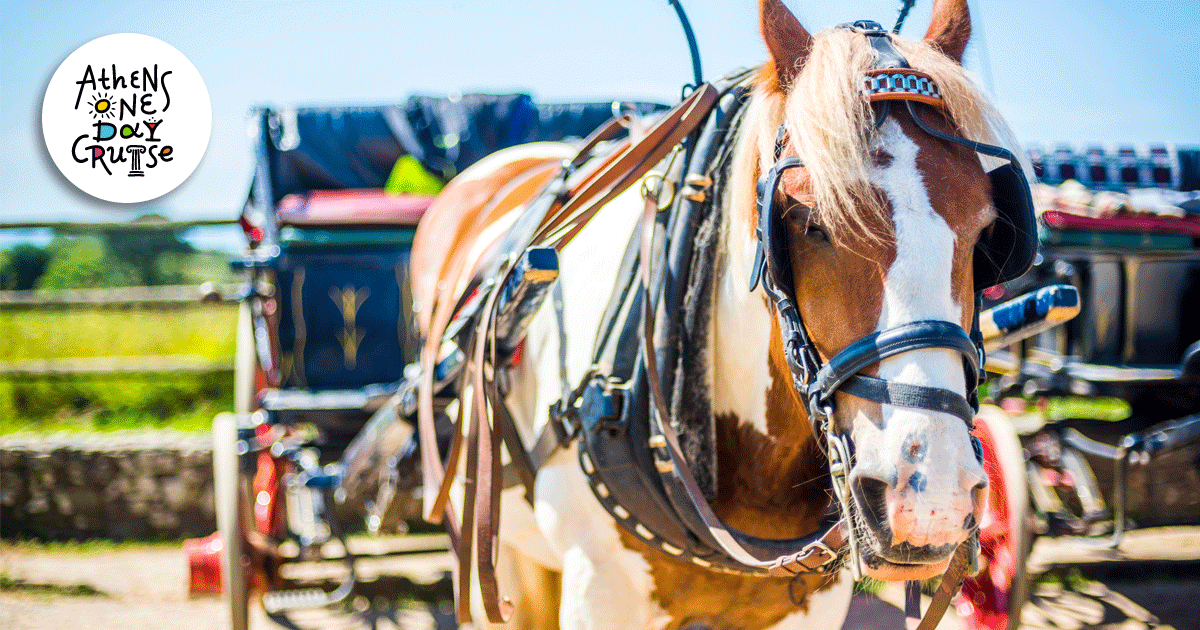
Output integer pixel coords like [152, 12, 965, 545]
[850, 469, 893, 527]
[961, 466, 988, 498]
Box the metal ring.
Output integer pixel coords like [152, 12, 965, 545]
[612, 101, 638, 127]
[640, 171, 664, 200]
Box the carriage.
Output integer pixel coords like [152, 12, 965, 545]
[964, 142, 1200, 630]
[187, 95, 665, 629]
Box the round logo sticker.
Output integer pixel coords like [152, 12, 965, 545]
[41, 33, 211, 203]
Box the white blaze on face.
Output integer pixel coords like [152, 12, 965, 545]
[858, 118, 981, 549]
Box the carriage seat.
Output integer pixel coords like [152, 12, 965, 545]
[266, 188, 426, 401]
[277, 189, 434, 227]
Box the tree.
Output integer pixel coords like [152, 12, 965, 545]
[0, 243, 52, 290]
[37, 235, 132, 289]
[101, 214, 194, 285]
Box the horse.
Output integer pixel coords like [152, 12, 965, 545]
[408, 0, 1034, 627]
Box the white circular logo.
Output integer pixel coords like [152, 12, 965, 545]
[41, 33, 211, 204]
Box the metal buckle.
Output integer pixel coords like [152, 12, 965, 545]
[548, 399, 580, 447]
[825, 430, 863, 581]
[798, 540, 838, 571]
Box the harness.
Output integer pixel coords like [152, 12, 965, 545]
[424, 20, 1038, 630]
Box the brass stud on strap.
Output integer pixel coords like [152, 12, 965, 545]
[648, 434, 674, 472]
[682, 174, 712, 202]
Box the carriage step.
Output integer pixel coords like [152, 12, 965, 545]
[262, 578, 354, 613]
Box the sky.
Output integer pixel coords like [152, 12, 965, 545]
[1, 0, 1198, 250]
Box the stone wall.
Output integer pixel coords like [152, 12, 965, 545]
[0, 431, 215, 540]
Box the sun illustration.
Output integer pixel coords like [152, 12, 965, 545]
[88, 92, 114, 119]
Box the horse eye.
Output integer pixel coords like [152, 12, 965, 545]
[780, 199, 811, 221]
[781, 201, 826, 242]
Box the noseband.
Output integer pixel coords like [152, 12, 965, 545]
[748, 20, 1034, 576]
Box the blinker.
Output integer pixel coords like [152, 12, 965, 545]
[749, 153, 803, 293]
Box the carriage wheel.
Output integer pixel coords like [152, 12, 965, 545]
[214, 412, 251, 630]
[961, 405, 1032, 630]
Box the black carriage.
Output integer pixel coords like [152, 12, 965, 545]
[196, 95, 665, 630]
[965, 143, 1200, 630]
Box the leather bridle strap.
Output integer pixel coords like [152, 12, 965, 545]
[908, 540, 973, 630]
[808, 320, 980, 395]
[638, 183, 849, 577]
[840, 375, 976, 427]
[805, 320, 980, 429]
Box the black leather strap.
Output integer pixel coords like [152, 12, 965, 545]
[840, 375, 976, 426]
[807, 320, 980, 405]
[749, 155, 803, 293]
[903, 100, 1021, 163]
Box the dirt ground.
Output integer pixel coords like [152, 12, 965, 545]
[1, 541, 1196, 630]
[0, 542, 932, 630]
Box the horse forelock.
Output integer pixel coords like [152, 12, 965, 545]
[729, 28, 1024, 248]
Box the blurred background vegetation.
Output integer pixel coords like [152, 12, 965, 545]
[0, 218, 241, 434]
[1, 217, 238, 291]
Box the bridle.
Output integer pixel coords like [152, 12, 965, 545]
[748, 20, 1037, 579]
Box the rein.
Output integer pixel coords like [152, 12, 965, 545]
[417, 84, 723, 624]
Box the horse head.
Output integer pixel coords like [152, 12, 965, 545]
[734, 0, 1028, 582]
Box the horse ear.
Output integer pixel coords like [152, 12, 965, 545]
[923, 0, 972, 63]
[759, 0, 812, 91]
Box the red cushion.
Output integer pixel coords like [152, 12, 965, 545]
[277, 189, 433, 226]
[1041, 210, 1200, 237]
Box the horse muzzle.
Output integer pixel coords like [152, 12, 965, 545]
[847, 435, 987, 580]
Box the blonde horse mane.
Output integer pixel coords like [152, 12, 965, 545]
[731, 27, 1023, 245]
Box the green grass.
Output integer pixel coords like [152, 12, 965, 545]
[1, 538, 186, 555]
[0, 399, 227, 435]
[0, 303, 237, 361]
[0, 303, 237, 432]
